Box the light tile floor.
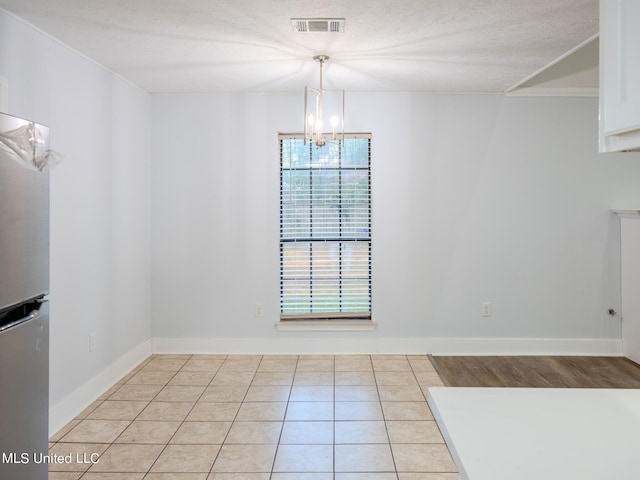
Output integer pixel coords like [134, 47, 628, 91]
[48, 354, 459, 480]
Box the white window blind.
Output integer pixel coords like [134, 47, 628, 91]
[279, 133, 372, 320]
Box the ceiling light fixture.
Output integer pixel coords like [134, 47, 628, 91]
[304, 55, 344, 147]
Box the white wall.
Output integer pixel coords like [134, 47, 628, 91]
[0, 10, 152, 433]
[151, 93, 640, 354]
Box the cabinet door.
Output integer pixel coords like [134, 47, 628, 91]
[600, 0, 640, 152]
[620, 218, 640, 364]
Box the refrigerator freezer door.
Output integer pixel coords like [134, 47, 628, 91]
[0, 113, 50, 312]
[0, 300, 49, 480]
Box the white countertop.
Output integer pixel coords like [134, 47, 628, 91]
[428, 387, 640, 480]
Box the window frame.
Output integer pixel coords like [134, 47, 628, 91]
[278, 132, 372, 322]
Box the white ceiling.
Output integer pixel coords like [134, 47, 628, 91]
[0, 0, 599, 94]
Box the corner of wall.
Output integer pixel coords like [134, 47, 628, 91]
[49, 339, 152, 438]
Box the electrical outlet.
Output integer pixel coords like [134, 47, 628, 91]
[255, 303, 264, 317]
[481, 302, 492, 317]
[89, 333, 96, 352]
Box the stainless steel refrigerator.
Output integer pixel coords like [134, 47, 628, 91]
[0, 112, 50, 480]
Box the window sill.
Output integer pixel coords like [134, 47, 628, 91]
[275, 319, 377, 332]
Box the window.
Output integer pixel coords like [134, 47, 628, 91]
[279, 133, 372, 321]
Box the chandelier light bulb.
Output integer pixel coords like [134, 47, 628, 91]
[331, 115, 339, 139]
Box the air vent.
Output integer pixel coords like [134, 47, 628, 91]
[291, 18, 345, 33]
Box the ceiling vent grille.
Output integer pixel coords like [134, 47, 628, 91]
[291, 18, 345, 33]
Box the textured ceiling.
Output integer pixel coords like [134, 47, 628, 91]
[0, 0, 599, 94]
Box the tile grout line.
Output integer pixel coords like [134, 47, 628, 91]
[207, 354, 251, 478]
[113, 353, 194, 477]
[268, 354, 298, 480]
[64, 354, 188, 477]
[49, 353, 456, 479]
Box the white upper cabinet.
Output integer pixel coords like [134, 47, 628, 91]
[600, 0, 640, 152]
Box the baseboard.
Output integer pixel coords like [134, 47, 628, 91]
[49, 335, 620, 435]
[49, 339, 152, 438]
[151, 336, 624, 356]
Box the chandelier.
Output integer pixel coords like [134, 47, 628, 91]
[304, 55, 345, 146]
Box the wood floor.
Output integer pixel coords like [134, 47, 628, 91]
[429, 355, 640, 388]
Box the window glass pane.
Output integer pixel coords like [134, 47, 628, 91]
[281, 242, 310, 277]
[311, 141, 341, 166]
[282, 138, 311, 168]
[341, 170, 370, 238]
[311, 280, 340, 313]
[311, 170, 340, 238]
[342, 138, 369, 168]
[281, 170, 311, 239]
[341, 278, 371, 312]
[281, 279, 311, 314]
[311, 242, 340, 279]
[341, 242, 370, 278]
[281, 243, 311, 315]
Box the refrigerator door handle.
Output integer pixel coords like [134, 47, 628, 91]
[0, 309, 41, 333]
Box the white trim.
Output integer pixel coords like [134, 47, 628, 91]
[600, 128, 640, 152]
[49, 335, 621, 435]
[612, 208, 640, 218]
[505, 34, 599, 94]
[49, 339, 152, 438]
[151, 336, 623, 356]
[275, 320, 377, 331]
[278, 132, 372, 139]
[505, 87, 598, 97]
